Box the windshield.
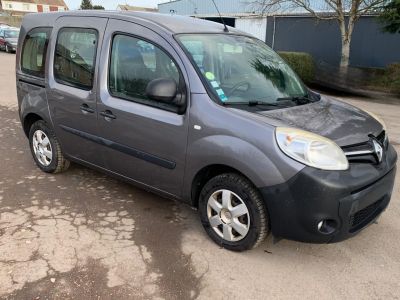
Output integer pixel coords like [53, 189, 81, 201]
[5, 30, 19, 39]
[177, 34, 308, 106]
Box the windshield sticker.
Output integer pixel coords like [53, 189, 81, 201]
[216, 89, 224, 96]
[204, 72, 227, 102]
[219, 94, 228, 102]
[205, 72, 215, 81]
[210, 81, 219, 88]
[216, 89, 228, 102]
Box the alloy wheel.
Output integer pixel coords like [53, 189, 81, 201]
[32, 130, 53, 166]
[207, 189, 250, 242]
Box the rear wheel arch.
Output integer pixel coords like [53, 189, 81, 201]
[23, 113, 43, 137]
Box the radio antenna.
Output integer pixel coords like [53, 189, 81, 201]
[210, 0, 229, 32]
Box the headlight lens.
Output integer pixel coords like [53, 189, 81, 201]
[364, 110, 386, 131]
[276, 127, 349, 170]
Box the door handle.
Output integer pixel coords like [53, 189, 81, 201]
[100, 110, 116, 121]
[80, 104, 95, 114]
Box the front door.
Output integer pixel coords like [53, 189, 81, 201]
[47, 16, 108, 167]
[96, 19, 189, 197]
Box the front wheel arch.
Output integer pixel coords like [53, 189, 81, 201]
[191, 164, 253, 208]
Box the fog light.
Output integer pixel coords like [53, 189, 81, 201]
[317, 219, 337, 235]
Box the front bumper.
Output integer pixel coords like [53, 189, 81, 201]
[261, 144, 397, 243]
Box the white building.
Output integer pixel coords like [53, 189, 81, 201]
[116, 4, 157, 12]
[0, 0, 68, 16]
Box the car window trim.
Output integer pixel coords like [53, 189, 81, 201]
[107, 31, 187, 114]
[54, 26, 99, 91]
[20, 26, 52, 79]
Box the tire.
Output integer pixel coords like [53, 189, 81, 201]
[199, 173, 269, 251]
[28, 120, 70, 173]
[5, 45, 9, 53]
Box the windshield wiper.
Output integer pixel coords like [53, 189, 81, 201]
[276, 95, 312, 104]
[222, 101, 287, 107]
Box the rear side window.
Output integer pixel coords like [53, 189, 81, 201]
[21, 27, 52, 78]
[54, 28, 97, 90]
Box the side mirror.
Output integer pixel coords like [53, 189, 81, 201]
[145, 78, 178, 104]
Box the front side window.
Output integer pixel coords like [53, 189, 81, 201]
[109, 34, 180, 109]
[177, 34, 308, 108]
[21, 27, 51, 77]
[54, 28, 97, 90]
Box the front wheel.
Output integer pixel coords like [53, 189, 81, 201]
[5, 45, 10, 53]
[29, 120, 70, 173]
[199, 173, 269, 251]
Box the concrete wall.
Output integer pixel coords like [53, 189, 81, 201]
[266, 16, 400, 68]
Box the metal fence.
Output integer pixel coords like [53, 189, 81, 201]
[265, 15, 400, 69]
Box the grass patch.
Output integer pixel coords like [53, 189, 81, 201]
[366, 63, 400, 94]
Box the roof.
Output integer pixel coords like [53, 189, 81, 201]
[23, 11, 245, 35]
[4, 0, 68, 7]
[117, 5, 157, 12]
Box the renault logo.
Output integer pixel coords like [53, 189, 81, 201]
[372, 139, 383, 163]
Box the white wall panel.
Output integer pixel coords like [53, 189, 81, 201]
[235, 17, 267, 41]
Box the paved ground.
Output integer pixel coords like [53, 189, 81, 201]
[0, 51, 399, 300]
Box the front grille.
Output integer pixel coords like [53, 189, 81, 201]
[376, 130, 387, 146]
[342, 131, 387, 164]
[349, 198, 384, 232]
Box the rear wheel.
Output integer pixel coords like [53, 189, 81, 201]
[199, 173, 269, 251]
[29, 120, 70, 173]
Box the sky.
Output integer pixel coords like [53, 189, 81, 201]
[64, 0, 170, 10]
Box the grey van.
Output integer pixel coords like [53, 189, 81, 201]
[16, 11, 397, 251]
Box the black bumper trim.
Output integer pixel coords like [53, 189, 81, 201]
[260, 144, 397, 243]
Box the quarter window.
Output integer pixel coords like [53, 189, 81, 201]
[21, 27, 52, 78]
[54, 28, 98, 90]
[109, 34, 180, 109]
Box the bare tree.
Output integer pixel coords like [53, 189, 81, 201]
[251, 0, 386, 69]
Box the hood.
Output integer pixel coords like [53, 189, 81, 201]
[5, 38, 18, 45]
[254, 97, 383, 147]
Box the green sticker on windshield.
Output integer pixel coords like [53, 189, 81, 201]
[205, 72, 215, 81]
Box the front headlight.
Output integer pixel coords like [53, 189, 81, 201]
[275, 127, 349, 170]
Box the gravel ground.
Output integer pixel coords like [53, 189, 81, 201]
[0, 52, 399, 299]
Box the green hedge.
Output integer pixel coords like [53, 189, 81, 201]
[370, 63, 400, 94]
[278, 51, 315, 84]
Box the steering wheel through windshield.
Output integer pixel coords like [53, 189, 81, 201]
[226, 81, 251, 97]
